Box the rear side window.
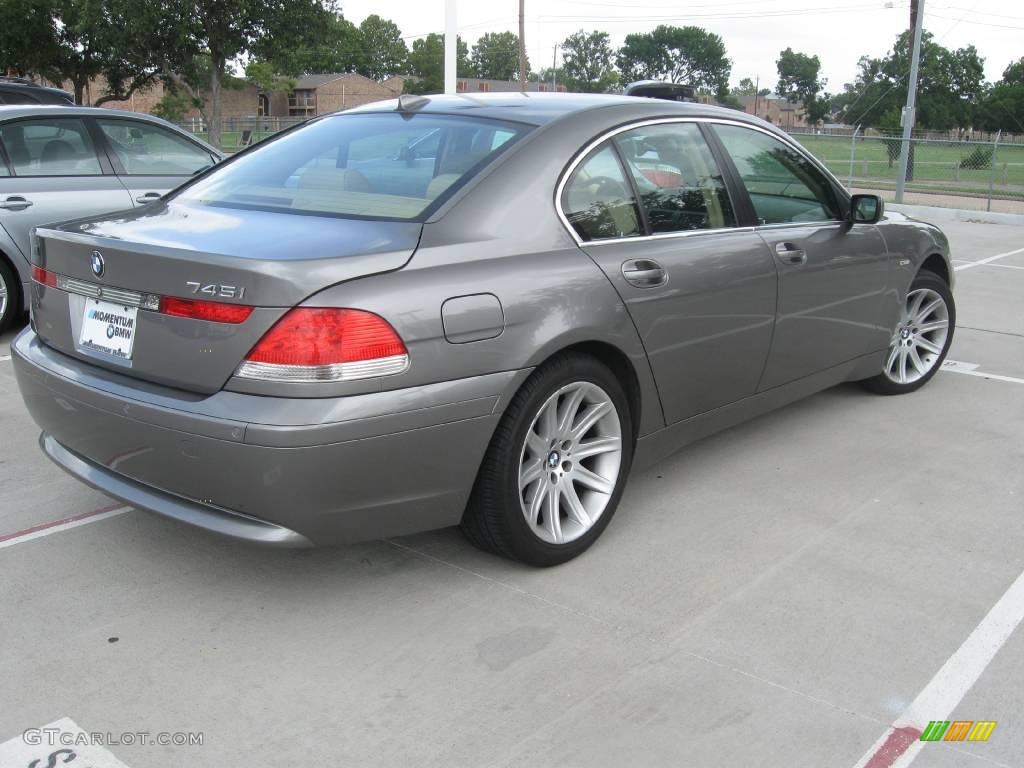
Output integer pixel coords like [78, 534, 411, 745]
[713, 124, 840, 225]
[97, 118, 214, 176]
[177, 113, 529, 221]
[0, 118, 102, 176]
[561, 143, 643, 241]
[613, 122, 736, 233]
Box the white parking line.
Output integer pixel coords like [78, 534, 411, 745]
[0, 505, 129, 549]
[0, 354, 11, 362]
[852, 567, 1024, 768]
[942, 360, 1024, 386]
[953, 246, 1024, 272]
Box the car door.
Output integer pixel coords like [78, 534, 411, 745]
[0, 116, 133, 259]
[561, 120, 778, 425]
[711, 123, 890, 390]
[93, 117, 217, 206]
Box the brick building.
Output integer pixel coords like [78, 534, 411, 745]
[48, 71, 403, 120]
[738, 93, 809, 129]
[455, 78, 567, 94]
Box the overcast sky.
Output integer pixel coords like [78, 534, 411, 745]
[339, 0, 1023, 90]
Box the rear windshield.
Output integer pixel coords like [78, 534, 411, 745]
[177, 113, 530, 221]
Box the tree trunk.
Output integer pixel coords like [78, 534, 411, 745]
[208, 57, 225, 150]
[73, 78, 86, 105]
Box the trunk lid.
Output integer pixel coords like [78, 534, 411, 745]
[32, 201, 420, 394]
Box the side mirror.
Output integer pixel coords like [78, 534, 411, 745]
[849, 194, 884, 224]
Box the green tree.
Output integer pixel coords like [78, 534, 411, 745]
[839, 30, 985, 131]
[471, 31, 524, 81]
[244, 60, 296, 93]
[0, 0, 168, 105]
[616, 25, 730, 93]
[357, 15, 407, 80]
[560, 30, 617, 93]
[776, 47, 830, 125]
[407, 33, 470, 94]
[251, 10, 362, 78]
[976, 58, 1024, 133]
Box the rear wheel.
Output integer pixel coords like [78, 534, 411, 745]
[0, 258, 20, 334]
[862, 270, 954, 395]
[462, 353, 633, 566]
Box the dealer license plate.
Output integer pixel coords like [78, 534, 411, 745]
[78, 298, 138, 360]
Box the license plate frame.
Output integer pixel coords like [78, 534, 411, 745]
[78, 298, 139, 360]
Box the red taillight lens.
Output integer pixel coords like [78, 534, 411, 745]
[160, 296, 253, 324]
[31, 266, 57, 288]
[237, 308, 408, 383]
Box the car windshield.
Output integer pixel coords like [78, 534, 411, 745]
[176, 112, 530, 221]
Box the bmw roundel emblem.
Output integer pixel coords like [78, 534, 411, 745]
[91, 250, 105, 278]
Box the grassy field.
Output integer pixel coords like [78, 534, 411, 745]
[792, 134, 1024, 197]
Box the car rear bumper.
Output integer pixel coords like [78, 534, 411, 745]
[13, 328, 526, 546]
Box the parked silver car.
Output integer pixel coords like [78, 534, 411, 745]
[0, 105, 221, 330]
[12, 93, 955, 565]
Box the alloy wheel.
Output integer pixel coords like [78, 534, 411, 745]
[0, 269, 8, 320]
[884, 287, 950, 385]
[518, 381, 623, 545]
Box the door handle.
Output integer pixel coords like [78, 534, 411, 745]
[0, 196, 33, 211]
[775, 242, 807, 265]
[621, 259, 667, 288]
[136, 192, 162, 204]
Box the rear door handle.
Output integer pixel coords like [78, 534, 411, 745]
[775, 242, 807, 265]
[136, 192, 162, 204]
[0, 196, 33, 211]
[622, 259, 667, 288]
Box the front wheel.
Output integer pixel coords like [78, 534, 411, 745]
[462, 353, 633, 566]
[862, 270, 955, 395]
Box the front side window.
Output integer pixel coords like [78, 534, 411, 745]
[713, 124, 840, 225]
[97, 119, 214, 176]
[561, 143, 642, 241]
[0, 118, 102, 176]
[613, 122, 736, 233]
[177, 113, 529, 221]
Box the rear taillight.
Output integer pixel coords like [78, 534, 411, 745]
[236, 308, 408, 383]
[160, 296, 253, 324]
[31, 266, 57, 288]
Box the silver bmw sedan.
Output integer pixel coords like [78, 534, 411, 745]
[12, 93, 955, 565]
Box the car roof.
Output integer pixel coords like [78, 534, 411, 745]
[342, 91, 759, 127]
[0, 104, 221, 154]
[0, 81, 74, 99]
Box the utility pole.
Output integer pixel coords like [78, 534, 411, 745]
[518, 0, 526, 94]
[895, 0, 924, 202]
[754, 75, 760, 117]
[444, 0, 456, 95]
[552, 43, 558, 90]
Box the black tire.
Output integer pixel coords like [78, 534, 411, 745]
[0, 257, 20, 334]
[462, 352, 634, 566]
[862, 270, 955, 395]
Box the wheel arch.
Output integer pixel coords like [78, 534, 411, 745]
[548, 339, 644, 444]
[919, 252, 950, 285]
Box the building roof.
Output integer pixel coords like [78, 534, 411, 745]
[293, 72, 370, 90]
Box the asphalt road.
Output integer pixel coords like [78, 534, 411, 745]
[1, 211, 1022, 768]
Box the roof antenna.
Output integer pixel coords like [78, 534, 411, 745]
[396, 94, 430, 114]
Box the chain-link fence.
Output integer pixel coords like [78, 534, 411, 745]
[789, 130, 1024, 214]
[169, 116, 1024, 214]
[174, 116, 308, 151]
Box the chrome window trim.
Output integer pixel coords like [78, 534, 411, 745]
[554, 116, 850, 247]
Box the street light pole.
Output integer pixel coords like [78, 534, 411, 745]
[518, 0, 526, 94]
[444, 0, 456, 95]
[895, 0, 925, 203]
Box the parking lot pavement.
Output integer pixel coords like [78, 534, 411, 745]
[2, 218, 1023, 768]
